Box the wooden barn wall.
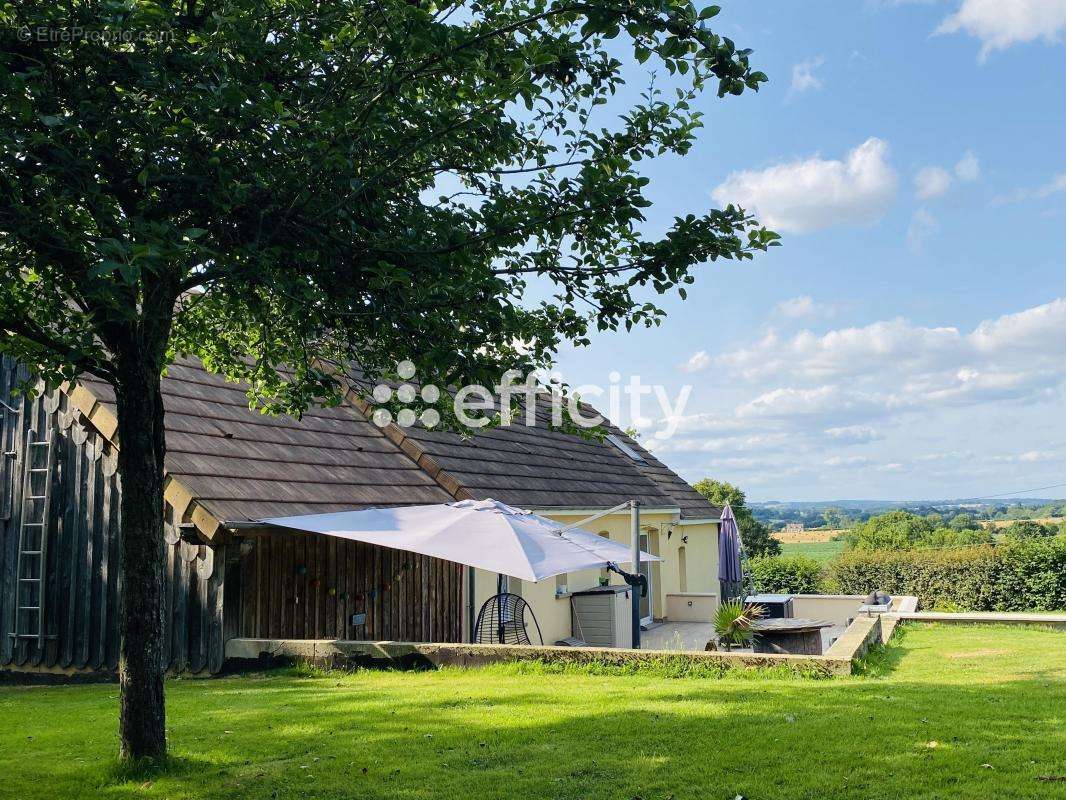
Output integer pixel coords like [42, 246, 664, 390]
[232, 534, 464, 643]
[0, 358, 225, 674]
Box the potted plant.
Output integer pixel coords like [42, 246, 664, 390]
[710, 600, 765, 651]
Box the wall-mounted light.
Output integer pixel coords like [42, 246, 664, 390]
[681, 535, 689, 544]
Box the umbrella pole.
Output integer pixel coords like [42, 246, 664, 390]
[630, 500, 641, 649]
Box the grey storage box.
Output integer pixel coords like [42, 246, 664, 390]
[570, 585, 633, 648]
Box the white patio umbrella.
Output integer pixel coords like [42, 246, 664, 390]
[260, 498, 659, 582]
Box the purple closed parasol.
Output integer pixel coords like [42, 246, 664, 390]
[718, 502, 743, 583]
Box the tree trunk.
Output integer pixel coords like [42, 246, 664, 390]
[114, 356, 168, 762]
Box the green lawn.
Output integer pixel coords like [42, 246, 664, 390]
[1, 624, 1064, 800]
[779, 538, 847, 563]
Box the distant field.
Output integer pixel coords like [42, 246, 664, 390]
[778, 539, 846, 564]
[987, 517, 1062, 529]
[774, 527, 844, 543]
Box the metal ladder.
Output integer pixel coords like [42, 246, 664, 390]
[10, 429, 56, 646]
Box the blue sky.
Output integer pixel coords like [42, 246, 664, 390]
[548, 1, 1066, 501]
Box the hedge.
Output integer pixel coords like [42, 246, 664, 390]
[749, 554, 825, 595]
[826, 538, 1066, 611]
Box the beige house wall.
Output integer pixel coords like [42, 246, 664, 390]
[471, 510, 720, 645]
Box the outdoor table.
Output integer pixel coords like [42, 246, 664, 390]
[751, 618, 834, 655]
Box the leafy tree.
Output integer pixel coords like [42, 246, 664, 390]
[693, 478, 780, 557]
[0, 0, 775, 760]
[846, 511, 995, 550]
[821, 506, 850, 530]
[925, 526, 993, 549]
[846, 511, 936, 550]
[948, 513, 980, 531]
[748, 554, 823, 594]
[1002, 520, 1058, 541]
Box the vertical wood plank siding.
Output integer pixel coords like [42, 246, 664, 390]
[0, 360, 226, 675]
[1, 359, 464, 674]
[231, 535, 463, 644]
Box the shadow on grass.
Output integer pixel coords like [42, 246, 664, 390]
[165, 673, 1063, 800]
[103, 754, 211, 786]
[6, 625, 1064, 799]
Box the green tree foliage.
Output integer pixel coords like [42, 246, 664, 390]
[749, 554, 824, 594]
[829, 539, 1066, 612]
[1001, 520, 1059, 540]
[0, 0, 776, 760]
[846, 511, 935, 550]
[845, 511, 993, 551]
[821, 506, 850, 529]
[692, 478, 780, 556]
[924, 526, 994, 548]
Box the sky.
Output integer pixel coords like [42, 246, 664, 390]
[547, 0, 1066, 502]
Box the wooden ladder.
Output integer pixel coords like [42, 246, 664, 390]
[10, 429, 57, 646]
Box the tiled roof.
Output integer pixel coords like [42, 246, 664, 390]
[78, 358, 720, 523]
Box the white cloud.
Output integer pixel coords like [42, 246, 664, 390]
[657, 412, 746, 435]
[954, 150, 981, 181]
[914, 152, 980, 201]
[789, 57, 825, 96]
[993, 172, 1066, 204]
[1017, 449, 1057, 462]
[679, 350, 711, 373]
[1037, 173, 1066, 198]
[936, 0, 1066, 59]
[825, 455, 873, 468]
[655, 299, 1066, 500]
[982, 449, 1063, 464]
[735, 386, 892, 421]
[775, 295, 818, 318]
[711, 138, 898, 234]
[718, 299, 1066, 426]
[907, 207, 939, 253]
[824, 425, 883, 444]
[724, 299, 1066, 381]
[650, 432, 790, 455]
[915, 166, 953, 199]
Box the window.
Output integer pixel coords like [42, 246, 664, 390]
[677, 546, 688, 593]
[604, 433, 646, 463]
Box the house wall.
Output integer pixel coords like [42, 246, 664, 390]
[0, 360, 227, 675]
[470, 511, 720, 646]
[230, 533, 464, 644]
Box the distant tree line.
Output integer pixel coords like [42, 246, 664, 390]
[691, 481, 1065, 610]
[752, 501, 1066, 532]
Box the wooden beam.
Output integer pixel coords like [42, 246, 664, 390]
[63, 381, 226, 543]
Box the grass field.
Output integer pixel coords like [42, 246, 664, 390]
[1, 624, 1063, 799]
[779, 538, 847, 563]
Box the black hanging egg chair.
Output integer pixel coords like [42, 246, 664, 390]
[473, 577, 543, 645]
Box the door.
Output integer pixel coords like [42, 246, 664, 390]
[638, 532, 653, 623]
